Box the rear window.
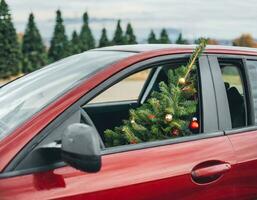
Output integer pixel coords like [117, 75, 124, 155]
[0, 51, 135, 141]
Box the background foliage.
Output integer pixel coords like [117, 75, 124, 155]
[0, 0, 256, 79]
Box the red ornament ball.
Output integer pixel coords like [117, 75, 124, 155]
[189, 118, 199, 130]
[148, 114, 156, 120]
[171, 128, 180, 136]
[130, 139, 137, 144]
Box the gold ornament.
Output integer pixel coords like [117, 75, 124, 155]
[178, 77, 186, 85]
[165, 114, 173, 122]
[131, 119, 135, 124]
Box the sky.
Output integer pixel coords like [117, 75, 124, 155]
[7, 0, 257, 43]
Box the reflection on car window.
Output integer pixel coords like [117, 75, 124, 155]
[221, 66, 244, 95]
[0, 51, 135, 141]
[220, 60, 247, 128]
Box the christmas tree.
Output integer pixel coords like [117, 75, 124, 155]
[70, 30, 81, 55]
[159, 28, 170, 44]
[176, 33, 188, 44]
[124, 23, 137, 44]
[147, 30, 158, 44]
[104, 39, 207, 147]
[112, 20, 125, 45]
[22, 13, 47, 73]
[0, 0, 21, 78]
[98, 28, 110, 48]
[48, 10, 70, 63]
[79, 12, 95, 52]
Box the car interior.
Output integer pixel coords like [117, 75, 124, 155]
[220, 62, 247, 128]
[83, 67, 169, 141]
[83, 60, 200, 144]
[225, 82, 246, 128]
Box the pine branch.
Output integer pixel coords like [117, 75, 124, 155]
[181, 38, 207, 82]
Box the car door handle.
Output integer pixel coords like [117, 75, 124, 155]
[192, 163, 231, 179]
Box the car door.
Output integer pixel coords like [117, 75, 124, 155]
[0, 55, 237, 200]
[208, 55, 257, 200]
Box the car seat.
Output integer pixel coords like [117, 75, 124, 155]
[226, 85, 246, 128]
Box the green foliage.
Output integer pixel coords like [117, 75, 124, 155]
[22, 13, 47, 73]
[48, 10, 70, 63]
[112, 20, 125, 45]
[159, 28, 170, 44]
[195, 37, 218, 45]
[98, 28, 110, 47]
[79, 12, 95, 52]
[147, 30, 158, 44]
[0, 0, 21, 78]
[104, 39, 207, 147]
[176, 33, 188, 44]
[124, 23, 137, 44]
[70, 30, 81, 54]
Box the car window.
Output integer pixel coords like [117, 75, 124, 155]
[221, 66, 244, 95]
[219, 60, 247, 128]
[89, 69, 151, 103]
[84, 59, 202, 148]
[0, 51, 135, 142]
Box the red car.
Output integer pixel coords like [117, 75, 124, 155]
[0, 44, 257, 200]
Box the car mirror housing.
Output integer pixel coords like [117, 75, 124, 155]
[61, 123, 101, 173]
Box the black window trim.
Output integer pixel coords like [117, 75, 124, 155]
[1, 53, 221, 178]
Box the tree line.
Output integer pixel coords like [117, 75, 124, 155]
[0, 0, 256, 79]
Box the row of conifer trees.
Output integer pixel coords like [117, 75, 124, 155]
[0, 0, 189, 78]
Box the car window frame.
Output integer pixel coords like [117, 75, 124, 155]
[208, 54, 256, 136]
[1, 53, 223, 178]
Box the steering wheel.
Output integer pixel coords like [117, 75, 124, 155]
[80, 108, 105, 149]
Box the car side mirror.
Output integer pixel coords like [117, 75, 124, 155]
[61, 123, 101, 173]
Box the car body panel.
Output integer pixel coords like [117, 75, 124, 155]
[0, 135, 236, 200]
[227, 130, 257, 199]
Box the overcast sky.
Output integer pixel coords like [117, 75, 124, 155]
[7, 0, 257, 42]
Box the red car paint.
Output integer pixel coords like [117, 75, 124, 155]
[0, 46, 257, 199]
[0, 136, 236, 200]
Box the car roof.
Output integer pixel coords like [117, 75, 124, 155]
[93, 44, 257, 53]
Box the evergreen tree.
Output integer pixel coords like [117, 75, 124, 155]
[159, 28, 170, 44]
[79, 12, 95, 52]
[176, 33, 188, 44]
[0, 0, 21, 78]
[112, 20, 125, 45]
[124, 23, 137, 44]
[98, 27, 110, 47]
[70, 30, 81, 55]
[104, 39, 207, 147]
[22, 13, 47, 73]
[147, 30, 158, 44]
[21, 57, 32, 74]
[48, 10, 70, 63]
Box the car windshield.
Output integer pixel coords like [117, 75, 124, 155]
[0, 50, 135, 141]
